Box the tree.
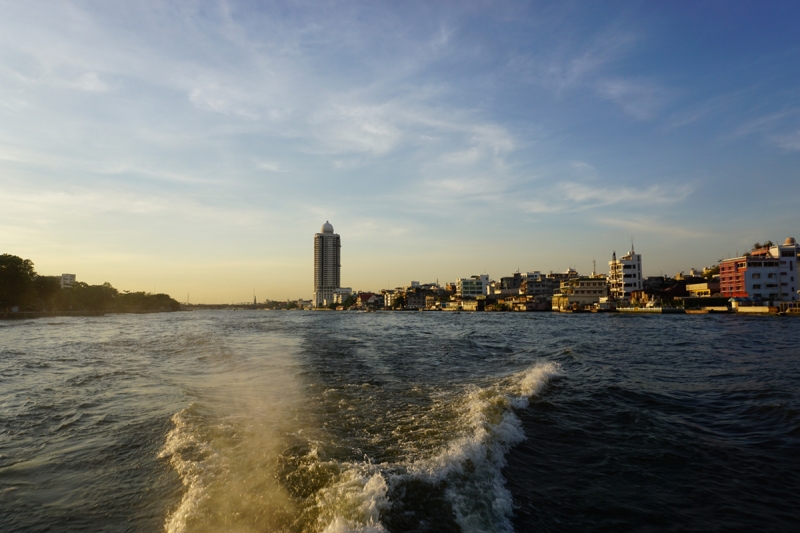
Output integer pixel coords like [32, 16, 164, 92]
[0, 254, 36, 308]
[56, 282, 118, 312]
[393, 295, 406, 309]
[704, 265, 720, 280]
[32, 276, 62, 309]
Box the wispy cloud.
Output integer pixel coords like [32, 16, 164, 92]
[558, 182, 690, 207]
[596, 78, 672, 120]
[728, 108, 800, 139]
[517, 182, 691, 215]
[772, 130, 800, 151]
[509, 29, 637, 93]
[664, 90, 747, 130]
[255, 160, 286, 173]
[596, 216, 711, 238]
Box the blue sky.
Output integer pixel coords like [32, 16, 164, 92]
[2, 1, 799, 302]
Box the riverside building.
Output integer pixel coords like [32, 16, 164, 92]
[551, 277, 609, 311]
[719, 237, 799, 301]
[608, 246, 643, 300]
[313, 221, 341, 307]
[456, 275, 489, 298]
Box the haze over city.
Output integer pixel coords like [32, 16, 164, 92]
[2, 1, 799, 303]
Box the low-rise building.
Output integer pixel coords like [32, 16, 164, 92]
[355, 293, 381, 309]
[406, 290, 428, 310]
[382, 289, 397, 308]
[332, 287, 353, 304]
[719, 237, 799, 301]
[457, 275, 489, 298]
[548, 268, 579, 283]
[443, 299, 484, 311]
[494, 272, 524, 297]
[520, 272, 558, 297]
[552, 277, 609, 311]
[686, 282, 720, 297]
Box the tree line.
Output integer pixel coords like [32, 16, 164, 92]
[0, 253, 180, 313]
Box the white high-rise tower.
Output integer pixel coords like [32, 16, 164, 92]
[313, 221, 341, 307]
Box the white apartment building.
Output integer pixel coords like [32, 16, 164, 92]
[61, 273, 76, 289]
[608, 246, 642, 300]
[313, 221, 341, 307]
[771, 238, 799, 301]
[457, 275, 489, 298]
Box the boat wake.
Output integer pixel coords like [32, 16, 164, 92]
[159, 361, 562, 533]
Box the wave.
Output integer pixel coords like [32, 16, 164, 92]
[405, 362, 562, 533]
[159, 361, 562, 533]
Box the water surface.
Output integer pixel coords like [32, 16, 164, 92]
[1, 311, 798, 532]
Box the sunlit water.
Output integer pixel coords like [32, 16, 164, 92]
[1, 311, 799, 532]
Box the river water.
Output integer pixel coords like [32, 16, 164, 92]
[1, 311, 798, 532]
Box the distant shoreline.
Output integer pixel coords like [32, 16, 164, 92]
[5, 307, 799, 319]
[0, 309, 177, 320]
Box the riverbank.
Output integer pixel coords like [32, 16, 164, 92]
[0, 309, 178, 320]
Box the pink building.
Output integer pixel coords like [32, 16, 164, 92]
[719, 237, 799, 301]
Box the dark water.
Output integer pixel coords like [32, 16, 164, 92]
[1, 311, 798, 532]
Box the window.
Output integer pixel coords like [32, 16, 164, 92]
[753, 284, 761, 289]
[752, 273, 761, 279]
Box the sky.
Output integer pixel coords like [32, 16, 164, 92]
[1, 1, 799, 303]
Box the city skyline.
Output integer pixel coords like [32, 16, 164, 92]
[2, 2, 799, 303]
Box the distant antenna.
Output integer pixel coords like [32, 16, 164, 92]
[592, 259, 596, 276]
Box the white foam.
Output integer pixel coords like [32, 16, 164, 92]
[316, 469, 390, 533]
[158, 407, 217, 533]
[408, 361, 562, 533]
[159, 362, 561, 533]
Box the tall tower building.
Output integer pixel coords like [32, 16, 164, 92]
[313, 221, 341, 307]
